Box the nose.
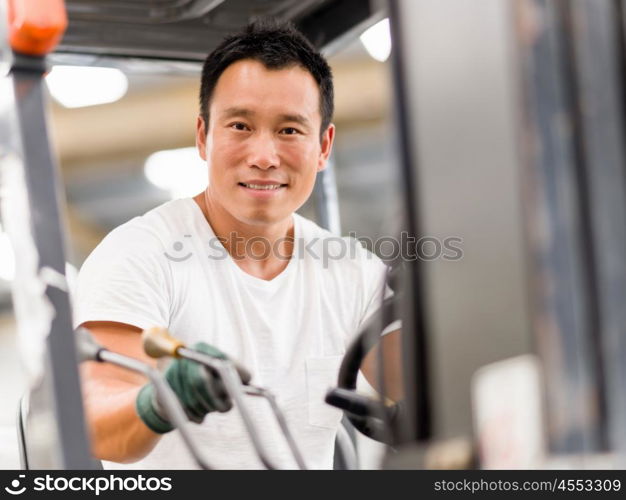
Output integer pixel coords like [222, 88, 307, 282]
[245, 131, 279, 170]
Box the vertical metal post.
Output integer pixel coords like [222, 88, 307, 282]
[566, 0, 626, 461]
[388, 0, 432, 443]
[9, 59, 94, 468]
[387, 0, 534, 449]
[0, 0, 94, 468]
[313, 158, 342, 235]
[1, 56, 94, 469]
[515, 0, 607, 454]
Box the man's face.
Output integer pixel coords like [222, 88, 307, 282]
[196, 59, 335, 227]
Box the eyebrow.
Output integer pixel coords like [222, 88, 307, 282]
[221, 107, 311, 128]
[279, 113, 311, 128]
[222, 107, 254, 119]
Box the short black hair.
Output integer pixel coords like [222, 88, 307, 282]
[199, 19, 334, 139]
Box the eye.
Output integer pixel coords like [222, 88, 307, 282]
[280, 127, 301, 135]
[230, 122, 250, 131]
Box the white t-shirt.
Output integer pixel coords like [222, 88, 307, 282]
[74, 198, 388, 470]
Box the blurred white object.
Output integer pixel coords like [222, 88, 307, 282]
[45, 66, 128, 108]
[144, 147, 208, 199]
[472, 354, 546, 469]
[0, 228, 15, 281]
[0, 154, 54, 386]
[360, 18, 391, 62]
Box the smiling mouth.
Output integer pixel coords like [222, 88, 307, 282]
[238, 182, 288, 190]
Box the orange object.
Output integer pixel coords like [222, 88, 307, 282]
[7, 0, 68, 56]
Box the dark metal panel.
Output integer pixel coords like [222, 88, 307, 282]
[298, 0, 374, 50]
[567, 0, 626, 460]
[515, 0, 605, 454]
[54, 0, 377, 62]
[65, 0, 226, 24]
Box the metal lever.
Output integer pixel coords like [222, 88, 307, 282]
[142, 327, 306, 469]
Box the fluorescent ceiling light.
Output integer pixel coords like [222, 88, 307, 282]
[45, 65, 128, 108]
[360, 18, 392, 62]
[0, 230, 15, 281]
[144, 147, 208, 199]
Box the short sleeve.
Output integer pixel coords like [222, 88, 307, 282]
[73, 224, 171, 331]
[353, 242, 399, 335]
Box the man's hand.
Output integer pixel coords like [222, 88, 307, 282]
[136, 342, 237, 433]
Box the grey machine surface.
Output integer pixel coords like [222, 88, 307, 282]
[383, 0, 626, 467]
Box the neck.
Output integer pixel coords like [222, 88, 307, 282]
[193, 191, 294, 280]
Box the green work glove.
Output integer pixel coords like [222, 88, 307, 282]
[136, 342, 249, 434]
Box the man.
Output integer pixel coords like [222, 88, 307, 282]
[76, 19, 393, 470]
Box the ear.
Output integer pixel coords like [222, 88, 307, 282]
[195, 115, 208, 161]
[317, 123, 336, 172]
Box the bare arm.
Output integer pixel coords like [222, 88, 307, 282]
[361, 329, 404, 403]
[79, 321, 162, 463]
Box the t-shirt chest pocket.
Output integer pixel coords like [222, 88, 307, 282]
[305, 356, 344, 429]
